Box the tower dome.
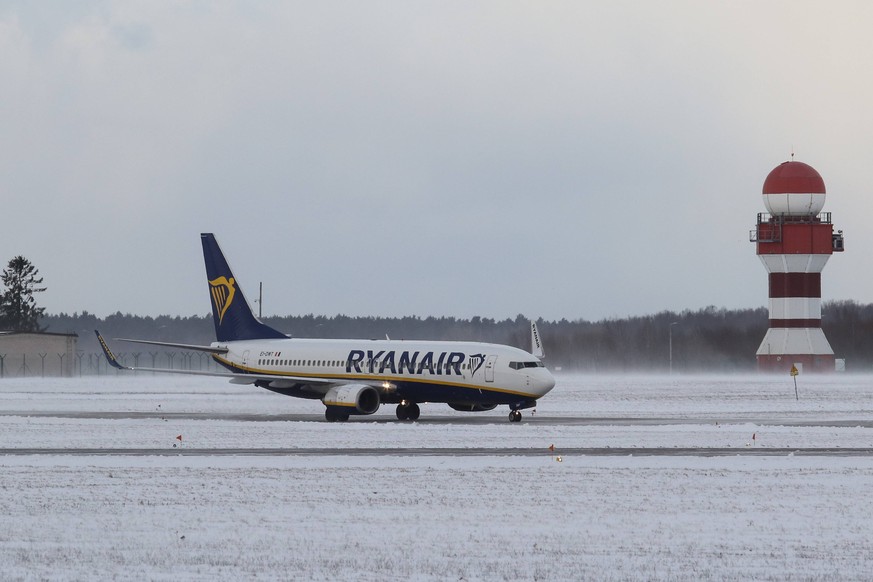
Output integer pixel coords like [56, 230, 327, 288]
[762, 161, 826, 216]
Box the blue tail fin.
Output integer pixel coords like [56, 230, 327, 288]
[201, 233, 286, 342]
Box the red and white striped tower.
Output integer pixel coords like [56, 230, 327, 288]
[751, 160, 844, 372]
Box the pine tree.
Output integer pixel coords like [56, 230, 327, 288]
[0, 256, 47, 332]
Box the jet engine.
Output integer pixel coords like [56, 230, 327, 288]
[448, 402, 498, 412]
[323, 384, 381, 415]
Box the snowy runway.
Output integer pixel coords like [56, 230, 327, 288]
[2, 374, 873, 580]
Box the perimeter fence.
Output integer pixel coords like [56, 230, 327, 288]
[0, 351, 224, 378]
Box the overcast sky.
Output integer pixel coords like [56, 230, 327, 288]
[2, 1, 872, 322]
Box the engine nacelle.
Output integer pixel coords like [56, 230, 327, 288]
[323, 384, 380, 415]
[448, 402, 498, 412]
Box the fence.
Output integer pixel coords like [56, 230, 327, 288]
[0, 351, 225, 377]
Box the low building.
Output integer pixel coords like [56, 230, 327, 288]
[0, 331, 78, 377]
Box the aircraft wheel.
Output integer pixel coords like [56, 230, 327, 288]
[508, 410, 522, 423]
[396, 405, 409, 421]
[406, 403, 420, 421]
[327, 408, 350, 422]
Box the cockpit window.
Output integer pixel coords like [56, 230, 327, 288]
[509, 361, 544, 370]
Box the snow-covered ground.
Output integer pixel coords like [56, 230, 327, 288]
[2, 374, 873, 580]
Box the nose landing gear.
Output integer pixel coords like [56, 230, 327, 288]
[508, 410, 522, 422]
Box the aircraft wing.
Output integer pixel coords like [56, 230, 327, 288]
[114, 337, 228, 354]
[95, 330, 336, 387]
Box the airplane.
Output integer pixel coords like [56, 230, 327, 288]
[96, 233, 555, 422]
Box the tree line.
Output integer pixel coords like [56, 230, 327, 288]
[41, 301, 873, 372]
[4, 255, 871, 372]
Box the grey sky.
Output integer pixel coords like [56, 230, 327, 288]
[2, 1, 871, 322]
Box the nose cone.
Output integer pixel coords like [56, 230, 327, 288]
[531, 367, 556, 397]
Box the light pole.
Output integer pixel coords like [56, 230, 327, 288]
[257, 282, 263, 318]
[669, 322, 679, 375]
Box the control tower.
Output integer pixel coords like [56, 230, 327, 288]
[750, 160, 845, 372]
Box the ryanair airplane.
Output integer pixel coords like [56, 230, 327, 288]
[97, 233, 555, 422]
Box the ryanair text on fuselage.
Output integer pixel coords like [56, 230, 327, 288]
[346, 350, 485, 376]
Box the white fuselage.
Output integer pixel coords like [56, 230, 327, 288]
[212, 337, 555, 405]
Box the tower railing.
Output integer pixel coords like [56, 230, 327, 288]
[749, 212, 832, 243]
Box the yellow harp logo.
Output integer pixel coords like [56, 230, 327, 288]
[209, 276, 236, 325]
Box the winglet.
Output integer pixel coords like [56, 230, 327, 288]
[531, 321, 545, 359]
[95, 330, 127, 370]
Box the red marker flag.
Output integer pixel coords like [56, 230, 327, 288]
[752, 433, 756, 441]
[176, 435, 183, 441]
[548, 444, 555, 452]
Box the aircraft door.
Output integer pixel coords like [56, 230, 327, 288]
[484, 355, 497, 382]
[242, 350, 250, 367]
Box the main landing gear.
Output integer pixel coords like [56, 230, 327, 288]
[325, 408, 350, 422]
[396, 401, 420, 421]
[508, 410, 523, 423]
